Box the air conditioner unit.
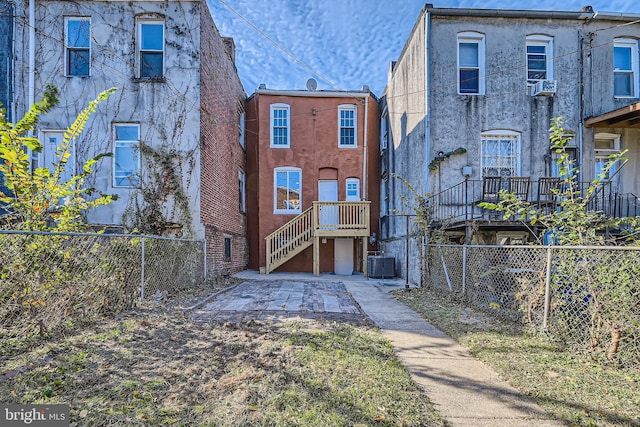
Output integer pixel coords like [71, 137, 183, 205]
[368, 256, 395, 278]
[531, 79, 557, 96]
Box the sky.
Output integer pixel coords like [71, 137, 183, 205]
[207, 0, 640, 96]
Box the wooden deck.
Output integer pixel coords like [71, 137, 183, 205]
[265, 201, 371, 276]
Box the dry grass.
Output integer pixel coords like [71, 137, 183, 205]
[393, 287, 640, 427]
[0, 283, 444, 427]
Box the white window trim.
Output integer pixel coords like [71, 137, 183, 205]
[338, 104, 358, 148]
[480, 130, 521, 178]
[457, 31, 485, 95]
[270, 103, 290, 148]
[594, 132, 621, 153]
[239, 111, 246, 148]
[238, 170, 246, 213]
[380, 114, 388, 151]
[113, 123, 141, 188]
[526, 34, 553, 85]
[346, 177, 360, 201]
[273, 166, 302, 214]
[614, 38, 639, 98]
[64, 17, 91, 77]
[136, 19, 165, 79]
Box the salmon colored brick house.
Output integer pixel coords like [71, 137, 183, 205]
[245, 85, 380, 276]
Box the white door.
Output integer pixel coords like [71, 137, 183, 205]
[334, 238, 353, 275]
[42, 131, 75, 184]
[318, 180, 338, 229]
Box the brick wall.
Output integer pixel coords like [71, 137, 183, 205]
[200, 2, 247, 276]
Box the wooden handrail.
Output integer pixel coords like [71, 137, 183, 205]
[265, 206, 313, 273]
[265, 201, 371, 273]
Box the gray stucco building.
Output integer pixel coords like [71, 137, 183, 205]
[0, 0, 12, 122]
[381, 5, 640, 284]
[9, 0, 248, 275]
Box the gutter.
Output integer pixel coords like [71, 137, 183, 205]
[424, 5, 640, 22]
[425, 6, 595, 20]
[255, 89, 371, 99]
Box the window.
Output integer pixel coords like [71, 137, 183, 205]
[274, 167, 301, 213]
[224, 236, 232, 262]
[338, 104, 357, 147]
[65, 17, 90, 76]
[113, 124, 140, 187]
[346, 178, 360, 201]
[380, 113, 388, 150]
[238, 111, 246, 148]
[526, 35, 553, 84]
[238, 170, 246, 213]
[137, 20, 164, 79]
[381, 174, 389, 217]
[270, 104, 290, 147]
[457, 32, 485, 95]
[594, 133, 621, 181]
[481, 131, 520, 178]
[614, 39, 639, 98]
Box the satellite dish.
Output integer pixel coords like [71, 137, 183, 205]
[306, 78, 318, 91]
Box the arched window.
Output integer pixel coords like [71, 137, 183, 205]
[480, 130, 521, 178]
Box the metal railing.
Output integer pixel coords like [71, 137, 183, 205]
[429, 179, 622, 225]
[0, 231, 205, 338]
[426, 244, 640, 368]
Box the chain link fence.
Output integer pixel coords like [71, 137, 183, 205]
[0, 231, 205, 340]
[427, 244, 640, 368]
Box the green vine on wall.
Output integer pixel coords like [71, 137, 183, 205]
[428, 147, 467, 171]
[123, 144, 193, 237]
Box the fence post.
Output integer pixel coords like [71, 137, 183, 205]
[203, 239, 207, 283]
[462, 245, 467, 296]
[141, 237, 146, 302]
[405, 215, 410, 289]
[543, 245, 552, 329]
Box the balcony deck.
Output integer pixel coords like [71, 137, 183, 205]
[265, 201, 371, 276]
[428, 178, 640, 239]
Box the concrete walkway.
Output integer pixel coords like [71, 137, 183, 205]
[215, 271, 564, 427]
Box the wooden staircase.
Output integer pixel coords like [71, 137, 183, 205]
[264, 201, 370, 274]
[265, 206, 314, 273]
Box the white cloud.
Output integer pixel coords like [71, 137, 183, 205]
[208, 0, 640, 95]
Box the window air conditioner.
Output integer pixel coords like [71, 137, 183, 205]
[531, 79, 557, 96]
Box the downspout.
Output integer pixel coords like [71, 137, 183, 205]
[578, 28, 584, 183]
[424, 10, 431, 195]
[28, 0, 35, 110]
[362, 94, 368, 200]
[27, 0, 36, 170]
[362, 94, 369, 275]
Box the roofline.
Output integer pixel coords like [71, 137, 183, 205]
[425, 5, 594, 20]
[424, 5, 640, 21]
[253, 89, 372, 99]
